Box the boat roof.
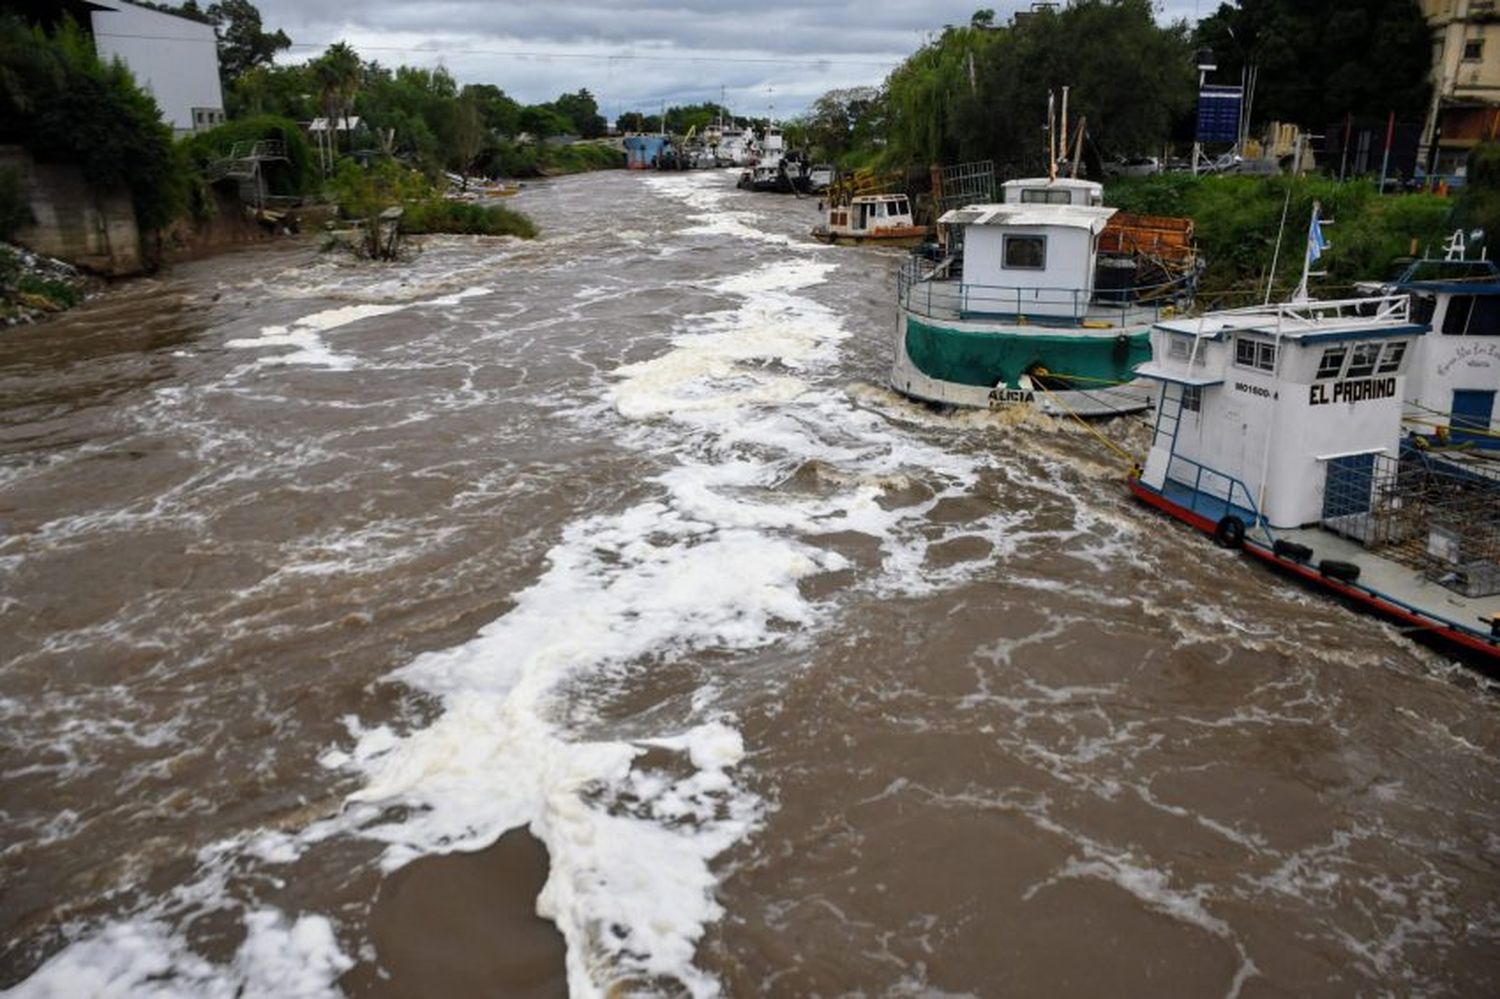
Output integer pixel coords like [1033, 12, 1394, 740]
[937, 203, 1116, 233]
[1155, 295, 1426, 343]
[1001, 177, 1104, 194]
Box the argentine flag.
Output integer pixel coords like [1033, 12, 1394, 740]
[1307, 208, 1329, 265]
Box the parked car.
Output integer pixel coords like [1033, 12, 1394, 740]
[1104, 156, 1161, 178]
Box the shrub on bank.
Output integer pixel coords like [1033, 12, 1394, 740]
[1106, 174, 1452, 298]
[328, 159, 538, 257]
[181, 115, 321, 196]
[401, 199, 537, 238]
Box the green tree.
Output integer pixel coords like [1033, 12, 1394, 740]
[881, 1, 1193, 172]
[448, 91, 487, 185]
[0, 15, 187, 234]
[1194, 0, 1431, 129]
[796, 87, 883, 163]
[519, 105, 575, 138]
[551, 89, 605, 138]
[310, 41, 361, 164]
[463, 83, 521, 136]
[206, 0, 291, 85]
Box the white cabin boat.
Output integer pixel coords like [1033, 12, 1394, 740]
[811, 193, 928, 245]
[892, 177, 1199, 416]
[1371, 233, 1500, 448]
[1129, 293, 1500, 661]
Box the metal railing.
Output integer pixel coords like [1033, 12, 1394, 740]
[897, 256, 1194, 326]
[1165, 453, 1268, 539]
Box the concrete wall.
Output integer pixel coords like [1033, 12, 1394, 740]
[89, 0, 225, 136]
[1, 147, 142, 277]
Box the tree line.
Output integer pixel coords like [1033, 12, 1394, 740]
[791, 0, 1433, 175]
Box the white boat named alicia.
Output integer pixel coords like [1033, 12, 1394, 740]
[892, 177, 1199, 416]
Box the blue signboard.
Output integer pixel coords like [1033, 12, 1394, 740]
[1196, 85, 1243, 144]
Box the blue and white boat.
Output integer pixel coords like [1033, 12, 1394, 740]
[1128, 288, 1499, 663]
[1368, 230, 1500, 448]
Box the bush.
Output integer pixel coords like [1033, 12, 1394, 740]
[181, 115, 321, 196]
[328, 158, 537, 256]
[1, 15, 188, 233]
[402, 199, 537, 238]
[1107, 173, 1452, 297]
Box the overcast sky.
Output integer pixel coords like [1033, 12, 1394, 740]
[253, 0, 1210, 121]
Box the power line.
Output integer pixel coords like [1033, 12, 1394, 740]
[91, 31, 900, 69]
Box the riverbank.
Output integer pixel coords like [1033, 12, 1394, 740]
[0, 243, 98, 327]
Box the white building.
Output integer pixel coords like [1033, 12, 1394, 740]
[86, 0, 225, 136]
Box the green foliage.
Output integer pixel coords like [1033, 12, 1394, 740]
[328, 158, 537, 246]
[206, 0, 289, 83]
[0, 15, 187, 233]
[18, 274, 82, 308]
[329, 159, 431, 220]
[550, 89, 606, 138]
[1450, 143, 1500, 253]
[0, 167, 33, 241]
[1107, 174, 1452, 297]
[794, 88, 884, 165]
[402, 199, 537, 238]
[181, 115, 320, 194]
[1195, 0, 1431, 128]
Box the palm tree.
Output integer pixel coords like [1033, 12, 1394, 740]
[311, 42, 360, 171]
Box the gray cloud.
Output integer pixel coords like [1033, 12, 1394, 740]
[252, 0, 1207, 116]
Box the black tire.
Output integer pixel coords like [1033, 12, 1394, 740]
[1273, 539, 1314, 562]
[1214, 515, 1246, 549]
[1319, 559, 1361, 583]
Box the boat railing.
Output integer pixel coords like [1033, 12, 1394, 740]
[1205, 292, 1411, 328]
[1164, 453, 1270, 541]
[897, 257, 1193, 325]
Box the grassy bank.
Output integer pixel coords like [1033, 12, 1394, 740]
[402, 199, 537, 238]
[1105, 174, 1454, 304]
[493, 140, 623, 178]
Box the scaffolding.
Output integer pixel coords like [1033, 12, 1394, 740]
[1321, 449, 1500, 597]
[932, 160, 997, 215]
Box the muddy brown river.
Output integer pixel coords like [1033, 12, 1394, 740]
[2, 170, 1499, 997]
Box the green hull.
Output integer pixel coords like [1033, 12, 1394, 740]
[904, 316, 1152, 390]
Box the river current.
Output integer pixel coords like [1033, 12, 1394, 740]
[2, 170, 1499, 997]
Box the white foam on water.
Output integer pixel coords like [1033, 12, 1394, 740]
[644, 171, 807, 248]
[8, 910, 351, 999]
[225, 303, 405, 369]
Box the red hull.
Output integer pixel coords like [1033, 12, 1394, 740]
[1126, 477, 1500, 663]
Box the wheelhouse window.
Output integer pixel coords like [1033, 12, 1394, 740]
[1234, 337, 1276, 371]
[1346, 342, 1381, 377]
[1181, 385, 1203, 412]
[1168, 337, 1191, 361]
[1003, 235, 1047, 269]
[1020, 189, 1072, 205]
[1376, 341, 1406, 373]
[1441, 293, 1500, 335]
[1465, 39, 1484, 61]
[1315, 346, 1347, 379]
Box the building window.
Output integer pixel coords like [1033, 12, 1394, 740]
[1235, 337, 1276, 371]
[1376, 341, 1406, 373]
[1346, 342, 1380, 377]
[1182, 385, 1202, 412]
[1003, 234, 1047, 269]
[1316, 346, 1347, 379]
[1464, 39, 1484, 62]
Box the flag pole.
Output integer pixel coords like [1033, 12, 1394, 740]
[1293, 200, 1327, 303]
